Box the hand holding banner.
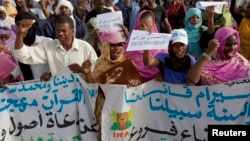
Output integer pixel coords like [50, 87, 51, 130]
[97, 11, 123, 32]
[126, 30, 171, 51]
[196, 1, 228, 14]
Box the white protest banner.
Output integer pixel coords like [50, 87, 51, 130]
[2, 73, 250, 141]
[126, 30, 171, 51]
[0, 73, 99, 141]
[196, 1, 227, 14]
[97, 11, 123, 32]
[101, 78, 250, 141]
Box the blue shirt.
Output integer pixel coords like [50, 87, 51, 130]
[156, 53, 196, 84]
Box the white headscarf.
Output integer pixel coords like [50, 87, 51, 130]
[0, 6, 7, 26]
[0, 6, 15, 28]
[0, 6, 7, 15]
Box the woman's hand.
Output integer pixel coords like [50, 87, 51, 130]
[207, 39, 220, 56]
[40, 72, 52, 81]
[0, 74, 14, 88]
[120, 24, 130, 38]
[154, 73, 164, 82]
[0, 44, 12, 55]
[128, 79, 141, 87]
[82, 60, 91, 74]
[68, 63, 83, 73]
[0, 80, 6, 88]
[206, 6, 215, 19]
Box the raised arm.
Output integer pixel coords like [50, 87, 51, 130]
[39, 0, 51, 19]
[230, 0, 244, 25]
[186, 39, 220, 85]
[143, 50, 160, 67]
[206, 6, 215, 35]
[164, 18, 172, 34]
[15, 19, 35, 50]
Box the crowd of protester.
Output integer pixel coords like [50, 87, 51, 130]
[1, 0, 250, 139]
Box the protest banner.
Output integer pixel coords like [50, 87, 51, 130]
[196, 1, 228, 14]
[1, 73, 250, 140]
[101, 78, 250, 140]
[96, 11, 123, 32]
[0, 73, 99, 141]
[126, 30, 171, 51]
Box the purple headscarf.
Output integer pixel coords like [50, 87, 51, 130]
[0, 26, 16, 49]
[124, 10, 167, 82]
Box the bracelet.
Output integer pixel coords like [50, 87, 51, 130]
[202, 53, 211, 61]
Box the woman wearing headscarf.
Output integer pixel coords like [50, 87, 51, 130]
[89, 30, 142, 85]
[186, 27, 250, 85]
[184, 7, 215, 60]
[230, 0, 250, 60]
[83, 17, 101, 56]
[124, 10, 167, 82]
[0, 52, 21, 86]
[144, 29, 196, 84]
[2, 0, 18, 18]
[83, 30, 141, 140]
[0, 26, 23, 86]
[0, 6, 15, 28]
[0, 26, 16, 62]
[0, 26, 16, 51]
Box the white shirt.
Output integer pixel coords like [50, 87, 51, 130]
[30, 36, 51, 79]
[10, 36, 52, 79]
[13, 38, 98, 76]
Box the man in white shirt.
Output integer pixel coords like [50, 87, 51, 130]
[0, 11, 52, 86]
[8, 36, 52, 80]
[13, 15, 98, 79]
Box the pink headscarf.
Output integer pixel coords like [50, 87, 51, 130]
[124, 10, 167, 82]
[0, 52, 16, 80]
[202, 27, 250, 85]
[0, 26, 16, 49]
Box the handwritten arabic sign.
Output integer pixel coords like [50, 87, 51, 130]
[101, 78, 250, 141]
[196, 1, 227, 14]
[0, 73, 99, 141]
[126, 30, 171, 51]
[96, 11, 123, 32]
